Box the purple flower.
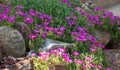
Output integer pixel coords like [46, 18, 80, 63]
[28, 9, 36, 16]
[96, 65, 102, 69]
[82, 65, 88, 69]
[85, 56, 92, 61]
[30, 53, 36, 57]
[89, 47, 96, 52]
[43, 22, 49, 26]
[24, 17, 33, 24]
[33, 29, 40, 33]
[38, 51, 49, 57]
[56, 31, 63, 35]
[95, 43, 105, 49]
[29, 34, 37, 39]
[78, 35, 87, 41]
[76, 26, 86, 31]
[4, 8, 10, 13]
[7, 16, 16, 22]
[65, 16, 70, 20]
[1, 13, 7, 20]
[16, 11, 27, 17]
[70, 31, 78, 35]
[74, 59, 83, 64]
[72, 16, 77, 19]
[106, 68, 112, 70]
[16, 5, 24, 9]
[40, 31, 47, 38]
[64, 57, 72, 63]
[67, 21, 75, 25]
[74, 7, 81, 11]
[59, 26, 66, 31]
[57, 48, 66, 53]
[72, 51, 80, 56]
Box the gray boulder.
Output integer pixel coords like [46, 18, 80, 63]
[40, 38, 74, 51]
[94, 30, 111, 45]
[13, 22, 32, 45]
[0, 26, 26, 57]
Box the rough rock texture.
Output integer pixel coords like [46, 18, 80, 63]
[0, 51, 2, 62]
[13, 22, 32, 45]
[105, 50, 120, 70]
[107, 40, 120, 49]
[0, 26, 26, 57]
[94, 30, 111, 45]
[40, 38, 74, 51]
[0, 59, 33, 70]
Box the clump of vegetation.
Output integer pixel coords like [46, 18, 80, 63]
[0, 0, 119, 70]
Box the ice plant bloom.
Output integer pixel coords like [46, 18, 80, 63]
[89, 47, 96, 52]
[74, 59, 83, 64]
[59, 26, 66, 31]
[106, 68, 112, 70]
[28, 9, 36, 16]
[85, 56, 92, 61]
[7, 16, 16, 22]
[72, 51, 80, 56]
[24, 17, 33, 24]
[16, 5, 24, 9]
[33, 29, 40, 33]
[29, 34, 37, 39]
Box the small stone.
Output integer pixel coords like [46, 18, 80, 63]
[0, 26, 26, 57]
[94, 30, 111, 45]
[13, 22, 32, 45]
[40, 38, 74, 51]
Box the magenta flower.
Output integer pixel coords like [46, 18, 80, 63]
[33, 29, 40, 33]
[29, 34, 37, 39]
[82, 65, 88, 69]
[1, 13, 7, 20]
[96, 65, 102, 69]
[64, 57, 72, 63]
[57, 48, 66, 53]
[4, 8, 10, 13]
[16, 5, 24, 9]
[74, 59, 83, 64]
[72, 51, 80, 56]
[117, 26, 120, 30]
[85, 56, 92, 61]
[106, 68, 112, 70]
[89, 47, 96, 52]
[30, 53, 36, 57]
[28, 9, 36, 16]
[43, 22, 49, 26]
[40, 31, 47, 38]
[89, 63, 95, 67]
[16, 11, 27, 17]
[24, 17, 33, 24]
[38, 51, 49, 57]
[67, 21, 75, 25]
[65, 16, 70, 20]
[72, 16, 77, 19]
[7, 16, 16, 22]
[59, 26, 66, 31]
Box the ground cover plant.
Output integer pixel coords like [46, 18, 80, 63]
[0, 0, 120, 70]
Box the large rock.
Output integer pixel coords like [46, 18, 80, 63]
[94, 30, 111, 45]
[40, 38, 74, 51]
[13, 22, 32, 45]
[0, 26, 26, 57]
[0, 53, 1, 61]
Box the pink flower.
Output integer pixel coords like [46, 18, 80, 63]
[16, 5, 24, 9]
[82, 65, 88, 69]
[72, 51, 80, 56]
[28, 9, 36, 16]
[30, 53, 36, 57]
[64, 57, 72, 63]
[85, 56, 92, 61]
[106, 68, 112, 70]
[96, 65, 102, 69]
[38, 51, 49, 57]
[33, 29, 40, 33]
[89, 47, 96, 52]
[29, 34, 37, 39]
[74, 59, 83, 64]
[24, 17, 33, 24]
[7, 16, 16, 22]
